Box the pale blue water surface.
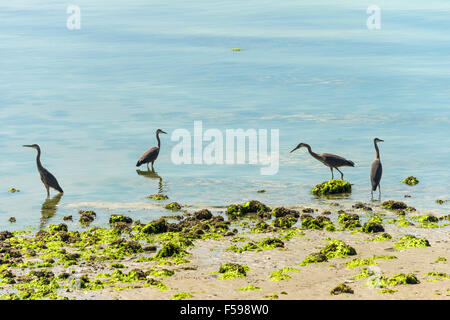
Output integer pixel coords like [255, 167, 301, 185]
[0, 0, 449, 231]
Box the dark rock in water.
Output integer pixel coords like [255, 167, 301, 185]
[271, 207, 300, 218]
[109, 214, 132, 224]
[63, 215, 73, 221]
[381, 200, 408, 210]
[194, 209, 212, 220]
[8, 217, 16, 223]
[79, 210, 96, 225]
[302, 208, 315, 213]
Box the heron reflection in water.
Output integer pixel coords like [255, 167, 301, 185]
[136, 169, 165, 194]
[40, 193, 63, 227]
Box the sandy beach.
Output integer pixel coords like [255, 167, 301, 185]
[1, 199, 448, 300]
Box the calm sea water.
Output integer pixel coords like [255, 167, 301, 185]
[1, 0, 449, 231]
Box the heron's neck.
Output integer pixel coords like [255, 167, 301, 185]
[304, 144, 321, 161]
[36, 148, 43, 169]
[374, 141, 380, 160]
[156, 132, 161, 148]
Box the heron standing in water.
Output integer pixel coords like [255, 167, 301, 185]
[23, 144, 64, 198]
[290, 142, 355, 180]
[370, 138, 384, 199]
[136, 129, 167, 171]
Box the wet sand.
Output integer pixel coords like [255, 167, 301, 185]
[1, 200, 449, 300]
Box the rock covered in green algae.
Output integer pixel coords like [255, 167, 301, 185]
[311, 180, 351, 196]
[79, 210, 96, 225]
[273, 216, 298, 229]
[337, 212, 361, 230]
[401, 176, 419, 186]
[193, 209, 212, 220]
[301, 216, 334, 230]
[300, 252, 328, 266]
[148, 194, 169, 200]
[109, 214, 133, 224]
[393, 235, 430, 250]
[363, 221, 385, 233]
[381, 200, 408, 210]
[155, 243, 188, 259]
[141, 218, 168, 234]
[8, 188, 20, 193]
[330, 283, 354, 295]
[165, 202, 182, 211]
[271, 207, 300, 218]
[226, 200, 270, 218]
[319, 240, 357, 259]
[218, 263, 248, 279]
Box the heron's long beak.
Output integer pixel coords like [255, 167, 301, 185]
[23, 145, 33, 148]
[161, 130, 168, 134]
[290, 146, 299, 153]
[380, 139, 384, 142]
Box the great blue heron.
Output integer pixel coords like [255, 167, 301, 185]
[136, 129, 167, 170]
[23, 144, 64, 197]
[370, 138, 384, 199]
[290, 142, 355, 180]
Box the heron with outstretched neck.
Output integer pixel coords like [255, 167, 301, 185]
[136, 129, 167, 171]
[23, 144, 64, 198]
[290, 142, 355, 180]
[370, 138, 384, 199]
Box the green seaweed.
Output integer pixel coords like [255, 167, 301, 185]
[393, 235, 430, 250]
[401, 176, 419, 186]
[311, 180, 351, 196]
[330, 283, 354, 295]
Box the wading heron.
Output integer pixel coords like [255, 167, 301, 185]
[290, 142, 355, 180]
[136, 129, 167, 171]
[370, 138, 384, 199]
[23, 144, 64, 198]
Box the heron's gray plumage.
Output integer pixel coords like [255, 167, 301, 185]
[136, 129, 167, 170]
[23, 144, 64, 197]
[370, 138, 384, 198]
[290, 142, 355, 180]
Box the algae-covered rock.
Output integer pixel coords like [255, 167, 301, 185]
[337, 212, 361, 230]
[311, 180, 351, 196]
[363, 222, 385, 233]
[79, 210, 96, 225]
[218, 263, 248, 279]
[8, 188, 20, 193]
[394, 235, 430, 250]
[109, 214, 133, 224]
[141, 218, 168, 234]
[155, 243, 187, 259]
[271, 207, 300, 218]
[48, 224, 68, 233]
[165, 202, 182, 211]
[330, 283, 354, 295]
[381, 200, 408, 210]
[148, 194, 169, 200]
[193, 209, 212, 220]
[300, 253, 328, 266]
[273, 216, 298, 229]
[319, 240, 357, 259]
[401, 176, 419, 186]
[226, 200, 270, 218]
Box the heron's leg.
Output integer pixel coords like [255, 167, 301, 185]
[378, 184, 381, 200]
[335, 167, 344, 180]
[330, 167, 334, 180]
[371, 190, 373, 200]
[151, 161, 155, 172]
[146, 163, 150, 171]
[45, 185, 50, 198]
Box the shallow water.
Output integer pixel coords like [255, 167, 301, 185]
[1, 0, 449, 231]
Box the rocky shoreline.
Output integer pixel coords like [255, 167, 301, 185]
[0, 197, 449, 300]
